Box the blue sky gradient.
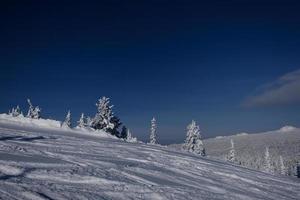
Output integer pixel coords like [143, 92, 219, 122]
[1, 0, 300, 144]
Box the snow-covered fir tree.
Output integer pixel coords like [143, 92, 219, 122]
[92, 97, 113, 130]
[279, 155, 286, 175]
[126, 128, 132, 140]
[126, 129, 137, 143]
[26, 99, 41, 119]
[263, 147, 274, 174]
[92, 97, 121, 136]
[27, 99, 34, 118]
[149, 117, 158, 144]
[62, 110, 72, 128]
[227, 139, 236, 163]
[183, 120, 205, 156]
[11, 105, 22, 117]
[77, 113, 86, 128]
[86, 116, 93, 127]
[33, 106, 41, 119]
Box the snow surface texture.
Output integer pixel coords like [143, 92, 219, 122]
[0, 116, 299, 199]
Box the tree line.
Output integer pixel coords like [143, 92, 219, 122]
[9, 97, 299, 177]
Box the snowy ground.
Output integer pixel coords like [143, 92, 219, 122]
[0, 117, 299, 199]
[169, 126, 300, 176]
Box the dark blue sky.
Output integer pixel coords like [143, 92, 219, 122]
[1, 0, 300, 144]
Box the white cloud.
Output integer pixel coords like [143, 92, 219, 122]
[243, 69, 300, 107]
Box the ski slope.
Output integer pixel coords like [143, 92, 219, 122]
[0, 116, 299, 199]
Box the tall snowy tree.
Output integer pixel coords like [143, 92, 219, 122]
[263, 147, 274, 174]
[77, 113, 86, 128]
[91, 97, 121, 136]
[26, 99, 41, 119]
[149, 117, 158, 144]
[63, 110, 72, 128]
[279, 155, 286, 175]
[33, 106, 41, 119]
[27, 99, 34, 118]
[183, 120, 205, 156]
[227, 139, 236, 163]
[11, 105, 22, 117]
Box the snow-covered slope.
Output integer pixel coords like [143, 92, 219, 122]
[203, 127, 300, 176]
[0, 114, 62, 129]
[169, 126, 300, 177]
[0, 118, 299, 199]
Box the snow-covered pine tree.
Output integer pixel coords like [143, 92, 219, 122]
[91, 97, 121, 136]
[183, 120, 205, 156]
[27, 99, 34, 118]
[127, 129, 132, 139]
[263, 147, 274, 174]
[87, 116, 94, 128]
[92, 97, 113, 130]
[9, 105, 23, 117]
[11, 105, 22, 117]
[77, 113, 86, 128]
[126, 129, 138, 143]
[149, 117, 158, 144]
[26, 99, 41, 119]
[15, 105, 21, 116]
[33, 106, 41, 119]
[227, 139, 236, 163]
[63, 110, 72, 128]
[279, 156, 286, 175]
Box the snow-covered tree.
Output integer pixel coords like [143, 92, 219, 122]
[119, 126, 137, 142]
[86, 116, 93, 127]
[149, 117, 158, 144]
[92, 97, 113, 130]
[63, 110, 71, 128]
[11, 105, 22, 117]
[183, 120, 205, 156]
[27, 99, 34, 118]
[279, 155, 286, 175]
[26, 99, 41, 119]
[91, 97, 121, 136]
[263, 147, 274, 174]
[126, 129, 137, 143]
[33, 106, 41, 119]
[227, 139, 236, 163]
[77, 113, 86, 128]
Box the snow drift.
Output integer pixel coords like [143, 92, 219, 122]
[0, 114, 61, 129]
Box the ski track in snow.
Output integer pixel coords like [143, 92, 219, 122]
[0, 122, 299, 200]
